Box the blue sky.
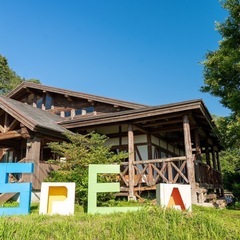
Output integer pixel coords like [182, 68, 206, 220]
[0, 0, 230, 116]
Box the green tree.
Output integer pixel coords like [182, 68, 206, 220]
[201, 0, 240, 115]
[213, 115, 240, 201]
[0, 54, 40, 95]
[201, 0, 240, 201]
[46, 132, 127, 206]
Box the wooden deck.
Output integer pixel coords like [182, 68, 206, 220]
[195, 161, 223, 189]
[119, 156, 223, 194]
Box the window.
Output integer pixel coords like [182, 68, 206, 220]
[27, 94, 34, 104]
[86, 106, 94, 113]
[45, 95, 53, 110]
[64, 111, 71, 117]
[36, 96, 43, 108]
[75, 109, 82, 116]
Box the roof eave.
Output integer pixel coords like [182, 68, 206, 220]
[7, 82, 148, 110]
[59, 99, 204, 128]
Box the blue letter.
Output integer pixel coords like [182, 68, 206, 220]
[0, 163, 34, 216]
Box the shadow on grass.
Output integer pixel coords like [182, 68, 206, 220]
[30, 204, 39, 213]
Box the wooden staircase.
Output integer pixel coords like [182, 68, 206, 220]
[0, 192, 18, 204]
[0, 158, 28, 204]
[0, 176, 24, 204]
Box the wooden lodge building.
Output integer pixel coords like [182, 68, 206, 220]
[0, 82, 223, 203]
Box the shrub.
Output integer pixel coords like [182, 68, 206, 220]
[46, 132, 127, 206]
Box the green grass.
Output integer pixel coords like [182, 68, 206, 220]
[0, 204, 240, 240]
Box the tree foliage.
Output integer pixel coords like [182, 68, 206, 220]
[213, 116, 240, 200]
[201, 0, 240, 115]
[213, 115, 240, 149]
[0, 54, 40, 95]
[46, 132, 127, 205]
[202, 1, 240, 201]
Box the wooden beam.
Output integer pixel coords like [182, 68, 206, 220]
[183, 115, 197, 204]
[4, 113, 9, 132]
[134, 113, 186, 124]
[133, 124, 149, 134]
[212, 149, 217, 170]
[128, 124, 136, 201]
[0, 125, 5, 133]
[6, 119, 19, 132]
[0, 130, 21, 140]
[144, 118, 183, 127]
[20, 125, 31, 139]
[149, 126, 186, 133]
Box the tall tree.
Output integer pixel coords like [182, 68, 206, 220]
[202, 0, 240, 201]
[0, 54, 40, 95]
[201, 0, 240, 115]
[201, 0, 240, 149]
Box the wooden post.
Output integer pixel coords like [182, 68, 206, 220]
[128, 124, 136, 201]
[147, 134, 153, 185]
[216, 151, 224, 196]
[25, 137, 41, 189]
[194, 129, 202, 161]
[194, 129, 201, 184]
[183, 115, 197, 204]
[216, 151, 221, 172]
[167, 162, 173, 183]
[205, 142, 211, 167]
[212, 148, 217, 170]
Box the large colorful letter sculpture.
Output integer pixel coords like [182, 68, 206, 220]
[156, 183, 192, 211]
[39, 182, 76, 215]
[0, 163, 34, 216]
[88, 164, 140, 214]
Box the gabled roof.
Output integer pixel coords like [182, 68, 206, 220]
[59, 98, 221, 149]
[7, 82, 147, 110]
[59, 99, 214, 129]
[0, 96, 69, 138]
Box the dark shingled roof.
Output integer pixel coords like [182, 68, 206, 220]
[0, 96, 69, 138]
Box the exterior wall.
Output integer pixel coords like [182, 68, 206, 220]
[151, 135, 184, 158]
[95, 125, 185, 161]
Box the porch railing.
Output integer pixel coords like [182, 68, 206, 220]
[119, 157, 223, 190]
[119, 156, 189, 189]
[194, 161, 222, 188]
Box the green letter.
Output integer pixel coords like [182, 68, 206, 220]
[88, 164, 140, 214]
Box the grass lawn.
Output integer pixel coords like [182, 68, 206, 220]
[0, 203, 240, 240]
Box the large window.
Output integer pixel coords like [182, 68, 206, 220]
[64, 110, 71, 117]
[36, 96, 43, 108]
[45, 95, 53, 110]
[75, 109, 82, 116]
[86, 106, 94, 113]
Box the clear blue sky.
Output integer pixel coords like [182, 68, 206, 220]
[0, 0, 230, 116]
